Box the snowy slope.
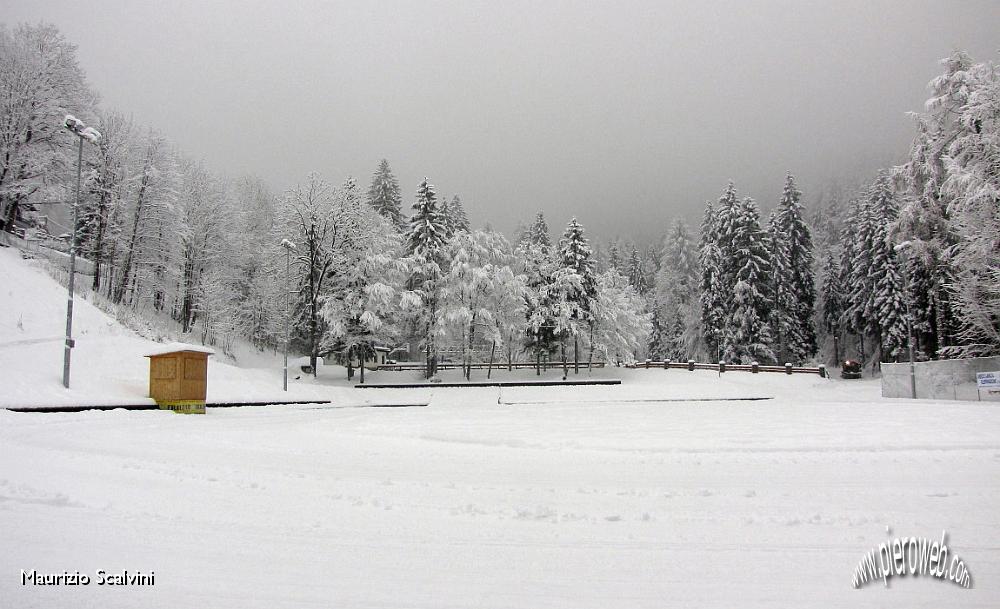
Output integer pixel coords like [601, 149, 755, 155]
[0, 247, 344, 408]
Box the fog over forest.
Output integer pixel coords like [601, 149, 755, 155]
[5, 0, 999, 240]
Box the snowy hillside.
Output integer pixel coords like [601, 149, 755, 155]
[0, 247, 341, 408]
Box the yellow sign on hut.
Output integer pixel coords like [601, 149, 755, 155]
[144, 343, 214, 414]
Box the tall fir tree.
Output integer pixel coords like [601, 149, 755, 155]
[867, 171, 909, 361]
[366, 159, 404, 230]
[438, 195, 454, 239]
[655, 220, 699, 360]
[528, 211, 551, 248]
[449, 195, 470, 233]
[819, 248, 843, 364]
[768, 173, 816, 363]
[405, 178, 449, 377]
[626, 246, 648, 293]
[715, 181, 741, 294]
[643, 243, 660, 289]
[606, 239, 621, 271]
[406, 179, 448, 258]
[726, 197, 775, 363]
[699, 201, 724, 360]
[559, 217, 597, 309]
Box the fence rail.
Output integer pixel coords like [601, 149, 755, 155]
[625, 360, 826, 376]
[376, 361, 607, 372]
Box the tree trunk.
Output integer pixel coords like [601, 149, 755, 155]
[113, 163, 151, 305]
[588, 323, 594, 373]
[91, 190, 109, 292]
[487, 340, 496, 379]
[574, 336, 579, 374]
[465, 321, 476, 381]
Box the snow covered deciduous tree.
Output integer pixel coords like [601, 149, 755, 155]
[590, 268, 652, 365]
[439, 230, 525, 379]
[230, 176, 284, 351]
[903, 51, 1000, 355]
[175, 157, 232, 335]
[0, 23, 95, 233]
[320, 178, 405, 380]
[284, 173, 336, 375]
[83, 110, 135, 292]
[108, 132, 180, 311]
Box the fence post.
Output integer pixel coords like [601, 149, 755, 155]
[818, 364, 826, 378]
[664, 359, 670, 370]
[751, 361, 759, 374]
[785, 362, 793, 375]
[688, 359, 695, 371]
[719, 361, 726, 374]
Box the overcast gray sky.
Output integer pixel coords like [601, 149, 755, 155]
[4, 0, 999, 242]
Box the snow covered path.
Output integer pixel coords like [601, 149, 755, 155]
[2, 380, 999, 608]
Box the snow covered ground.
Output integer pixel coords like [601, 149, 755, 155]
[2, 247, 999, 607]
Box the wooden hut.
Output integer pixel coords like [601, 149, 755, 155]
[144, 343, 214, 414]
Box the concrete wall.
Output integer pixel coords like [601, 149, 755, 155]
[881, 356, 1000, 401]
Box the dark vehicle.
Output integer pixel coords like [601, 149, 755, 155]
[841, 360, 862, 379]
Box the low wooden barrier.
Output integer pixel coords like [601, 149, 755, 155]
[376, 361, 607, 372]
[626, 360, 827, 377]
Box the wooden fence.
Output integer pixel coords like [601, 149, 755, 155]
[376, 361, 607, 372]
[625, 360, 827, 376]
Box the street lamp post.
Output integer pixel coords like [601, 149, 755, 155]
[62, 115, 100, 389]
[281, 239, 297, 391]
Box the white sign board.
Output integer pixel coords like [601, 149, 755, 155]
[976, 371, 1000, 389]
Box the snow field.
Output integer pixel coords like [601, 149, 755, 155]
[2, 381, 1000, 608]
[2, 243, 1000, 608]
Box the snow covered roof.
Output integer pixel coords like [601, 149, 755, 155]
[144, 342, 216, 357]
